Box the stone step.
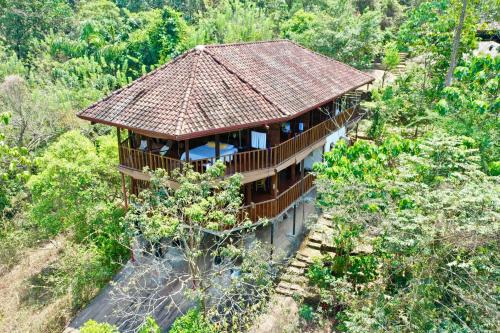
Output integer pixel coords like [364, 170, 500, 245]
[307, 242, 322, 250]
[278, 281, 306, 292]
[281, 273, 308, 285]
[290, 259, 307, 269]
[286, 266, 305, 275]
[276, 286, 297, 297]
[296, 254, 313, 264]
[308, 234, 322, 243]
[298, 247, 322, 256]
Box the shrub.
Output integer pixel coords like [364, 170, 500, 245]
[169, 308, 215, 333]
[80, 320, 119, 333]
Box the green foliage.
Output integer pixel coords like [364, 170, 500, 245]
[138, 315, 161, 333]
[190, 0, 275, 45]
[29, 131, 120, 237]
[313, 133, 499, 332]
[0, 112, 30, 213]
[127, 161, 247, 238]
[28, 131, 129, 307]
[298, 304, 315, 322]
[381, 41, 400, 87]
[49, 1, 189, 81]
[283, 0, 383, 68]
[169, 308, 216, 333]
[56, 243, 121, 309]
[80, 320, 119, 333]
[438, 55, 499, 171]
[128, 7, 190, 66]
[307, 224, 377, 288]
[398, 0, 477, 80]
[0, 0, 73, 60]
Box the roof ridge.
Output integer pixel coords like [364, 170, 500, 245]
[203, 47, 290, 118]
[175, 50, 203, 136]
[204, 39, 288, 49]
[284, 39, 374, 81]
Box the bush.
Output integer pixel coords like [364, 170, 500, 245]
[169, 308, 215, 333]
[80, 320, 119, 333]
[54, 243, 118, 310]
[298, 304, 315, 322]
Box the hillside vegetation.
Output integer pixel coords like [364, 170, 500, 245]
[0, 0, 498, 332]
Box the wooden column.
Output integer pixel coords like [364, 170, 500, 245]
[300, 159, 305, 222]
[215, 134, 221, 159]
[290, 163, 296, 181]
[184, 139, 190, 162]
[117, 127, 121, 144]
[245, 183, 253, 205]
[272, 171, 279, 198]
[269, 123, 280, 147]
[300, 160, 305, 194]
[117, 128, 122, 165]
[120, 172, 128, 210]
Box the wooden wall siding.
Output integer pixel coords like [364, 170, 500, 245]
[119, 108, 354, 177]
[240, 173, 315, 224]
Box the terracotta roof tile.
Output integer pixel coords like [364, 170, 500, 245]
[77, 40, 373, 140]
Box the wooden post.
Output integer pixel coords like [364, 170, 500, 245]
[184, 139, 190, 162]
[245, 183, 252, 205]
[272, 171, 278, 198]
[270, 221, 274, 245]
[117, 127, 121, 144]
[292, 203, 296, 236]
[120, 172, 128, 210]
[215, 134, 221, 160]
[117, 128, 122, 164]
[291, 163, 296, 181]
[127, 130, 132, 148]
[300, 159, 305, 223]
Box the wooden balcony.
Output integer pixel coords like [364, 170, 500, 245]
[118, 108, 356, 181]
[240, 173, 315, 223]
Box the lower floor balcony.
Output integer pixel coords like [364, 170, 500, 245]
[240, 173, 315, 223]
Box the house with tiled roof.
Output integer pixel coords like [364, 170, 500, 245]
[78, 40, 373, 222]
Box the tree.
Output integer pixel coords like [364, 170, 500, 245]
[80, 320, 119, 333]
[0, 112, 30, 214]
[169, 308, 215, 333]
[398, 0, 477, 90]
[445, 0, 468, 87]
[437, 55, 500, 172]
[381, 41, 400, 87]
[0, 0, 72, 60]
[113, 162, 278, 331]
[190, 0, 275, 45]
[28, 130, 129, 267]
[311, 133, 499, 332]
[128, 7, 190, 68]
[282, 0, 382, 68]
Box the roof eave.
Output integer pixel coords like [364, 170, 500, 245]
[77, 79, 373, 141]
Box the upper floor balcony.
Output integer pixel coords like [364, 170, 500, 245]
[117, 107, 359, 183]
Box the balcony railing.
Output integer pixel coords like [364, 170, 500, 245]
[119, 108, 356, 176]
[240, 173, 315, 223]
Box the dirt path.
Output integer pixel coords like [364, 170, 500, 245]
[0, 235, 69, 333]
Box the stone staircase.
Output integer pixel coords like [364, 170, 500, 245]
[275, 213, 335, 298]
[275, 213, 373, 299]
[372, 52, 409, 77]
[394, 52, 409, 75]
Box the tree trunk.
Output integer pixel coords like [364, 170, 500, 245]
[445, 0, 467, 87]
